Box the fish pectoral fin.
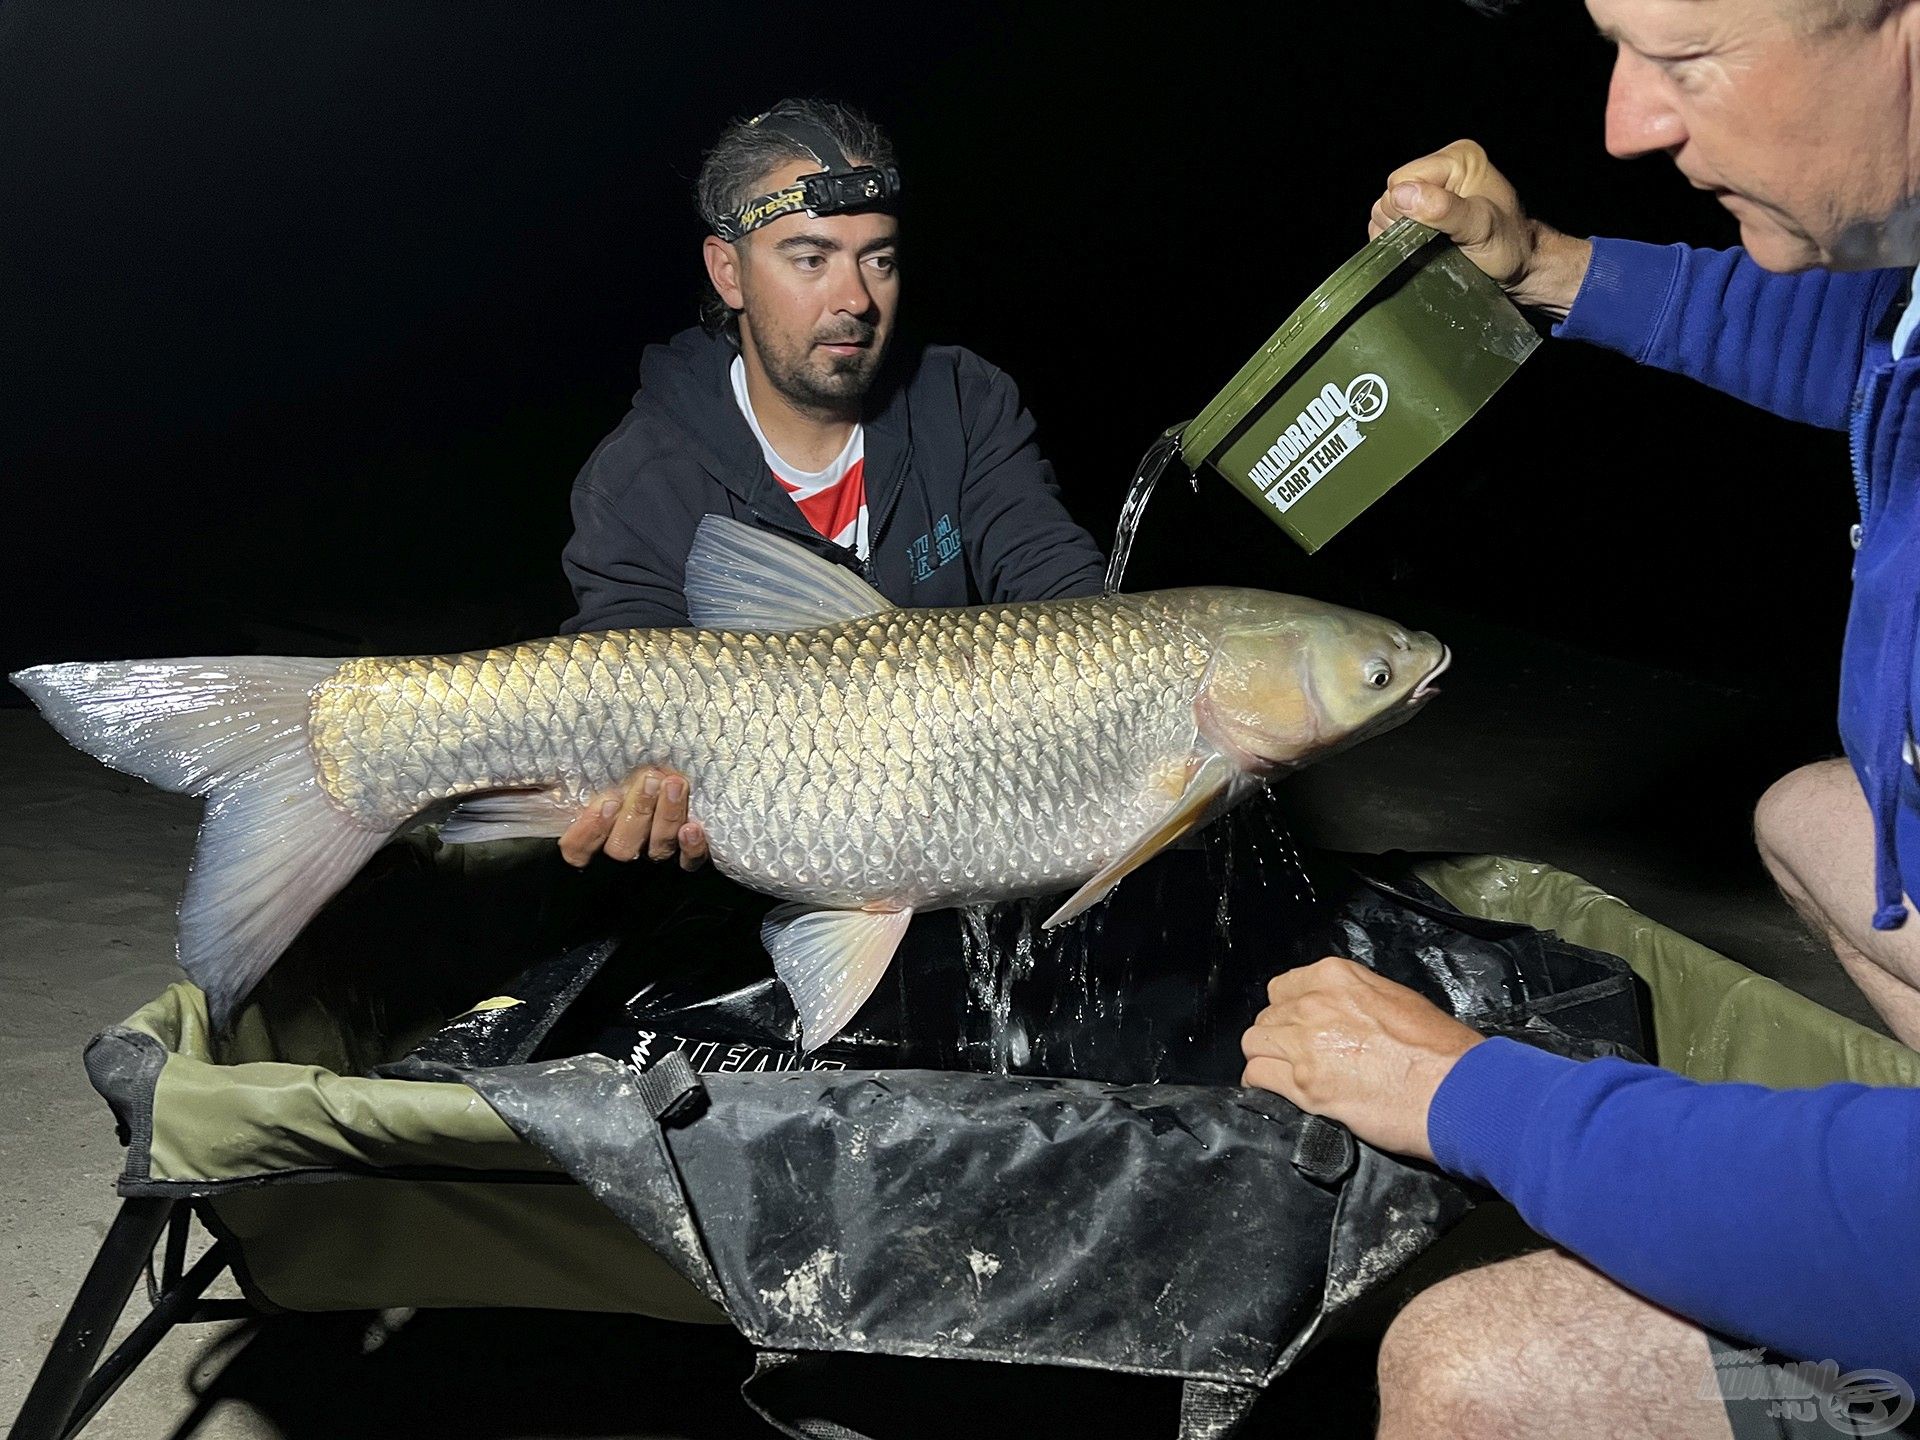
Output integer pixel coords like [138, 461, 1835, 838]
[685, 514, 895, 633]
[1043, 752, 1240, 929]
[761, 904, 914, 1052]
[439, 788, 582, 845]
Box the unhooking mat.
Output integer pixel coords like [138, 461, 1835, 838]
[74, 833, 1918, 1437]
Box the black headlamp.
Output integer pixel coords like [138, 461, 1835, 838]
[712, 113, 902, 243]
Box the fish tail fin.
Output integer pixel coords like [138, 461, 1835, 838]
[11, 657, 391, 1024]
[9, 657, 340, 793]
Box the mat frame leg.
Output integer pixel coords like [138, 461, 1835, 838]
[8, 1198, 240, 1440]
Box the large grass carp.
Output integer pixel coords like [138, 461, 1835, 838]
[13, 517, 1448, 1047]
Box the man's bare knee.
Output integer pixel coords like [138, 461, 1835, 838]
[1376, 1258, 1601, 1439]
[1754, 759, 1852, 857]
[1377, 1266, 1529, 1439]
[1754, 759, 1856, 895]
[1376, 1251, 1732, 1440]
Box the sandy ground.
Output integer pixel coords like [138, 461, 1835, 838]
[0, 710, 251, 1437]
[0, 617, 1889, 1438]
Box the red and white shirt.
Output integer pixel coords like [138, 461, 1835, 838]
[731, 356, 870, 561]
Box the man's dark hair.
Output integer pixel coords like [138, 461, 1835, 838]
[695, 98, 898, 338]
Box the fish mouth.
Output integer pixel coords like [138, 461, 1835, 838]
[1410, 646, 1451, 702]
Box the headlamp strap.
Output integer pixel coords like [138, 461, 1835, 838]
[713, 113, 900, 242]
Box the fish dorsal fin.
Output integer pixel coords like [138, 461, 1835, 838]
[1043, 751, 1244, 929]
[685, 514, 894, 633]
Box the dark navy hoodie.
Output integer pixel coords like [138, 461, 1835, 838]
[1427, 238, 1920, 1380]
[560, 326, 1107, 630]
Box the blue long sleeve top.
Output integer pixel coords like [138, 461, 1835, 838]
[1428, 1038, 1918, 1376]
[1558, 239, 1918, 928]
[1426, 238, 1920, 1379]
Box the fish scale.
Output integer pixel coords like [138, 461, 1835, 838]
[308, 598, 1210, 912]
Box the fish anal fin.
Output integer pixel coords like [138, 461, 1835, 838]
[761, 904, 914, 1052]
[1043, 753, 1240, 929]
[439, 788, 581, 845]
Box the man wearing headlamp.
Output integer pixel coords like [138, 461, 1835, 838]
[556, 99, 1106, 868]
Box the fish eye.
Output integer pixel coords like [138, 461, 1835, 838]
[1365, 660, 1392, 689]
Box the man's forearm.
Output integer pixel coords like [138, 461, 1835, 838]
[1552, 237, 1902, 430]
[1428, 1037, 1920, 1376]
[1511, 226, 1592, 319]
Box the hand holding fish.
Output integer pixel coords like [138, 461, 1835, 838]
[1240, 958, 1483, 1163]
[559, 764, 708, 870]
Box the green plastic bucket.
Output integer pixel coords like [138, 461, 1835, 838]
[1180, 219, 1540, 553]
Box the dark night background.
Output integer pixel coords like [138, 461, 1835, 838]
[0, 0, 1855, 752]
[0, 8, 1888, 1432]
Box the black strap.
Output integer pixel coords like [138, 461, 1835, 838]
[1289, 1115, 1357, 1188]
[633, 1051, 706, 1125]
[750, 114, 855, 175]
[727, 185, 806, 240]
[1178, 1379, 1262, 1440]
[741, 1351, 877, 1440]
[710, 113, 853, 245]
[713, 112, 897, 241]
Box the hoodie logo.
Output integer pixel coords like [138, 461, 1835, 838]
[907, 514, 963, 583]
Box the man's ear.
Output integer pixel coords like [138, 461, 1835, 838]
[703, 236, 745, 311]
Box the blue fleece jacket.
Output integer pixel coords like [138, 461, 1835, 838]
[1429, 1038, 1918, 1375]
[1558, 239, 1916, 926]
[1426, 238, 1920, 1379]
